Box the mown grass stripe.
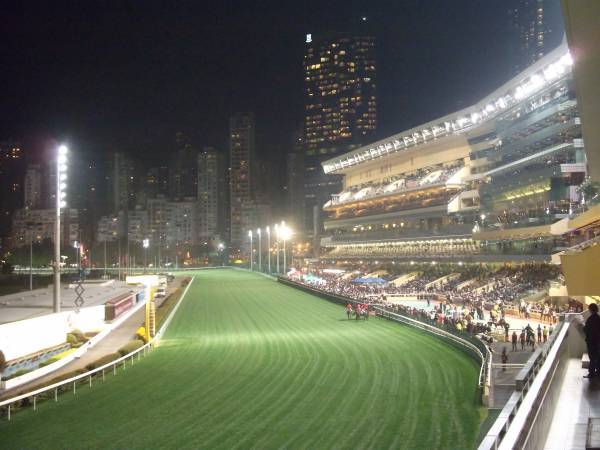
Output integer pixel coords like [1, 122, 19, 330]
[0, 269, 480, 449]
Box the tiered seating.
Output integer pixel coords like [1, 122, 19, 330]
[324, 239, 480, 259]
[326, 163, 464, 208]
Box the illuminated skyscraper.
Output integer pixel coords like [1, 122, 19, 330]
[303, 32, 377, 238]
[229, 113, 256, 250]
[508, 0, 563, 74]
[198, 147, 225, 242]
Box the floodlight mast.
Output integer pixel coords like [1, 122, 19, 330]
[53, 144, 68, 313]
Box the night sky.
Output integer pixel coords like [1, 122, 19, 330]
[1, 1, 561, 163]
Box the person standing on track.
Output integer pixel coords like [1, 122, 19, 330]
[520, 330, 526, 350]
[512, 331, 518, 351]
[346, 303, 353, 320]
[501, 347, 508, 371]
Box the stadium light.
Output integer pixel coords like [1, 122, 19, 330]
[53, 144, 68, 313]
[279, 223, 293, 275]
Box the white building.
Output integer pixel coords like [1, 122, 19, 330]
[12, 208, 79, 247]
[147, 196, 197, 248]
[97, 213, 123, 243]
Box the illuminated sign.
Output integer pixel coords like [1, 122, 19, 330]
[306, 33, 312, 43]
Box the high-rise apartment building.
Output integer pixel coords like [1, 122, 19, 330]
[229, 113, 256, 250]
[169, 132, 198, 201]
[146, 166, 170, 199]
[508, 0, 564, 75]
[12, 208, 79, 248]
[303, 32, 377, 238]
[110, 152, 136, 213]
[24, 164, 43, 209]
[198, 148, 225, 242]
[0, 143, 25, 239]
[147, 196, 197, 249]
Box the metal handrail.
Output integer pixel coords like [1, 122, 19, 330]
[375, 307, 492, 389]
[0, 276, 195, 420]
[478, 318, 570, 450]
[278, 277, 492, 398]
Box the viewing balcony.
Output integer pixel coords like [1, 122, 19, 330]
[324, 165, 465, 210]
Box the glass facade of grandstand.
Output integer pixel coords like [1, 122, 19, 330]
[320, 42, 586, 263]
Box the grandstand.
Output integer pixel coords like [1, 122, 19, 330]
[319, 42, 587, 263]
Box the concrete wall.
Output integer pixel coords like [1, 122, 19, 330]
[0, 306, 105, 361]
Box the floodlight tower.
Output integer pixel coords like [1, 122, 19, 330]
[280, 223, 292, 276]
[53, 144, 69, 313]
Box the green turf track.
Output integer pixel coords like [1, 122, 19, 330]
[1, 269, 481, 449]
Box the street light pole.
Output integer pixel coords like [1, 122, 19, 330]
[283, 237, 287, 275]
[248, 230, 253, 271]
[103, 239, 107, 278]
[157, 236, 161, 270]
[266, 226, 271, 274]
[257, 228, 262, 273]
[143, 238, 149, 274]
[53, 145, 68, 313]
[280, 221, 286, 275]
[74, 240, 80, 276]
[275, 224, 280, 274]
[29, 229, 33, 291]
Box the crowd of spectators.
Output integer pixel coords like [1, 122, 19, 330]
[325, 238, 479, 259]
[291, 264, 564, 338]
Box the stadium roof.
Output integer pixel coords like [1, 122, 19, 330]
[322, 41, 572, 175]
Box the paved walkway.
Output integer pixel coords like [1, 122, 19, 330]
[544, 358, 600, 450]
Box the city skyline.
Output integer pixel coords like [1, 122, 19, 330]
[1, 1, 564, 162]
[0, 0, 568, 260]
